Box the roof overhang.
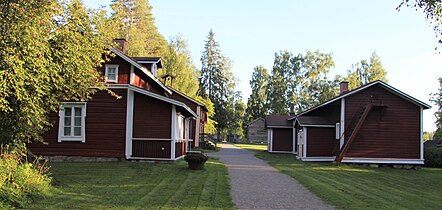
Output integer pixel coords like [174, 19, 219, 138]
[288, 80, 431, 120]
[110, 48, 171, 95]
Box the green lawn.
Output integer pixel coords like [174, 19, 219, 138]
[235, 144, 442, 210]
[28, 159, 233, 209]
[233, 143, 267, 152]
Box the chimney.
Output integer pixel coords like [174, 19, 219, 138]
[114, 38, 127, 53]
[289, 104, 295, 115]
[340, 81, 349, 94]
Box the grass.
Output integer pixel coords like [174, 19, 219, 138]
[235, 143, 442, 210]
[27, 159, 233, 209]
[191, 146, 220, 153]
[233, 143, 267, 152]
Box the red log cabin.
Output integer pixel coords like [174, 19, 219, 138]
[266, 80, 431, 165]
[29, 39, 207, 161]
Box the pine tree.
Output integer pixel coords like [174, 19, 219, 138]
[108, 0, 167, 57]
[346, 52, 388, 90]
[158, 35, 199, 97]
[245, 66, 269, 123]
[198, 30, 238, 139]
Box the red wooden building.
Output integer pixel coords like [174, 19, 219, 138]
[267, 81, 431, 165]
[265, 115, 295, 154]
[29, 39, 207, 161]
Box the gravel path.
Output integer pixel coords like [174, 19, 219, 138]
[208, 143, 335, 210]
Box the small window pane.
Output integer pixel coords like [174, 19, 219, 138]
[74, 108, 82, 117]
[64, 127, 71, 136]
[65, 117, 71, 126]
[74, 127, 81, 136]
[65, 108, 72, 116]
[74, 117, 81, 126]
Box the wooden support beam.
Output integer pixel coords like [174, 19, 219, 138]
[336, 104, 373, 163]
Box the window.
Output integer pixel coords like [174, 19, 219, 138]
[58, 103, 86, 142]
[105, 64, 119, 82]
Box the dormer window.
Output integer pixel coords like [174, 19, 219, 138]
[151, 63, 157, 76]
[105, 64, 119, 83]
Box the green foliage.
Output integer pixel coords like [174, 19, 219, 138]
[195, 96, 217, 134]
[184, 153, 209, 163]
[27, 161, 233, 209]
[108, 0, 168, 57]
[398, 0, 442, 49]
[346, 52, 388, 90]
[245, 66, 269, 124]
[431, 78, 442, 136]
[198, 30, 239, 137]
[0, 146, 52, 208]
[424, 147, 442, 167]
[424, 131, 435, 140]
[266, 50, 338, 114]
[226, 93, 246, 138]
[158, 35, 200, 97]
[0, 0, 110, 145]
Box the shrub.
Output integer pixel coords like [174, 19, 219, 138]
[0, 145, 52, 208]
[424, 147, 442, 168]
[184, 153, 208, 163]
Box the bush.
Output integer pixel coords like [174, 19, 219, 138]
[424, 147, 442, 168]
[184, 153, 208, 163]
[0, 145, 52, 208]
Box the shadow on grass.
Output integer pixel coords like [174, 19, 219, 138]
[27, 159, 233, 210]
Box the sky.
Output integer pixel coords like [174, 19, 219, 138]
[84, 0, 442, 132]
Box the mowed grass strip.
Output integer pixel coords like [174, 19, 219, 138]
[235, 143, 442, 210]
[27, 159, 233, 210]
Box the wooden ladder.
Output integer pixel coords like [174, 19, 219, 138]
[336, 104, 373, 163]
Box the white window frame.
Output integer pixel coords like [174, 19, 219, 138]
[58, 102, 87, 143]
[105, 64, 119, 83]
[151, 63, 157, 77]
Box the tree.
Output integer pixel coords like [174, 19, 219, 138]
[158, 35, 199, 97]
[198, 30, 238, 139]
[431, 78, 442, 140]
[195, 96, 217, 134]
[266, 51, 293, 115]
[266, 50, 338, 114]
[293, 51, 337, 112]
[0, 0, 110, 146]
[398, 0, 442, 50]
[108, 0, 167, 56]
[346, 52, 388, 90]
[226, 92, 246, 138]
[245, 66, 269, 124]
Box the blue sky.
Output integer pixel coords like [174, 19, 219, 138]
[85, 0, 441, 132]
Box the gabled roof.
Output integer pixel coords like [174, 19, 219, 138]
[127, 85, 197, 118]
[295, 116, 334, 127]
[168, 87, 208, 112]
[133, 57, 163, 68]
[265, 115, 292, 128]
[288, 80, 431, 120]
[110, 48, 171, 95]
[248, 117, 265, 126]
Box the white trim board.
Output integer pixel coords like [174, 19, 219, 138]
[288, 80, 431, 120]
[110, 48, 172, 95]
[341, 158, 424, 165]
[269, 151, 295, 154]
[125, 89, 134, 159]
[106, 84, 197, 118]
[266, 126, 292, 128]
[301, 157, 336, 162]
